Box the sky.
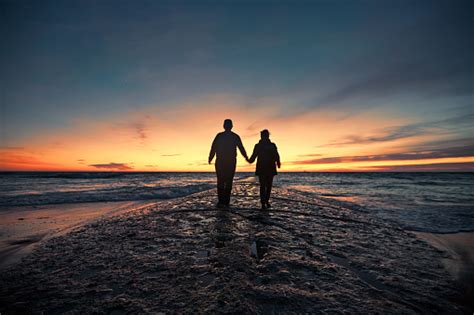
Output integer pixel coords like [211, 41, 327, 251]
[0, 0, 473, 172]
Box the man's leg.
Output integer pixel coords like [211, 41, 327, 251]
[223, 176, 231, 206]
[216, 167, 225, 205]
[223, 163, 236, 206]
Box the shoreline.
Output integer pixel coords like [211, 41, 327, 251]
[0, 200, 160, 269]
[0, 184, 469, 313]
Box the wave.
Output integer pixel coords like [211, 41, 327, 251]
[412, 180, 451, 186]
[0, 172, 129, 179]
[0, 183, 214, 207]
[319, 193, 354, 197]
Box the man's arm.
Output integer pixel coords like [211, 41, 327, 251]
[248, 144, 258, 163]
[274, 144, 281, 168]
[209, 135, 218, 164]
[237, 135, 249, 160]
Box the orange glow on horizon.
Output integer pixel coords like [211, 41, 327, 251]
[1, 94, 472, 172]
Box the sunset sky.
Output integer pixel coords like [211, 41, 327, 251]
[1, 0, 473, 172]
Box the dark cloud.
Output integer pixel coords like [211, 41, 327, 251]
[408, 137, 474, 152]
[366, 162, 474, 172]
[89, 162, 133, 170]
[291, 145, 474, 165]
[323, 113, 474, 147]
[326, 125, 423, 147]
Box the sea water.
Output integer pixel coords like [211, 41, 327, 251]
[0, 172, 472, 233]
[276, 172, 474, 233]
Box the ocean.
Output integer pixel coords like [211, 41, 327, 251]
[0, 172, 472, 233]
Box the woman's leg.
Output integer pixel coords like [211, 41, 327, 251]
[265, 176, 274, 203]
[258, 175, 266, 207]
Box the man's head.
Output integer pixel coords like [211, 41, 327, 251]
[260, 129, 270, 140]
[223, 119, 233, 131]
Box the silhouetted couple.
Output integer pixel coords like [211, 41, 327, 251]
[208, 119, 280, 210]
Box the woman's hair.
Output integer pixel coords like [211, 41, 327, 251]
[260, 129, 270, 139]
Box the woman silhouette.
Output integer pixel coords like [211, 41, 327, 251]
[247, 129, 281, 209]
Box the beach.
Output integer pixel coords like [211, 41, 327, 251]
[0, 200, 160, 269]
[0, 182, 469, 314]
[415, 231, 474, 310]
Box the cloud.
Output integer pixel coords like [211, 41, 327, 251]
[310, 5, 474, 109]
[89, 162, 133, 170]
[112, 115, 154, 146]
[0, 146, 24, 151]
[161, 154, 181, 157]
[366, 162, 474, 172]
[316, 61, 472, 107]
[326, 125, 424, 147]
[297, 153, 323, 157]
[322, 113, 474, 147]
[132, 122, 147, 143]
[291, 145, 474, 165]
[409, 137, 474, 152]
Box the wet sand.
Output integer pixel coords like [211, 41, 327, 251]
[415, 231, 474, 310]
[0, 183, 469, 313]
[0, 200, 159, 268]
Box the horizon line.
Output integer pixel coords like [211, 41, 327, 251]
[1, 170, 473, 173]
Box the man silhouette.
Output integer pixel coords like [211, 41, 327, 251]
[209, 119, 248, 208]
